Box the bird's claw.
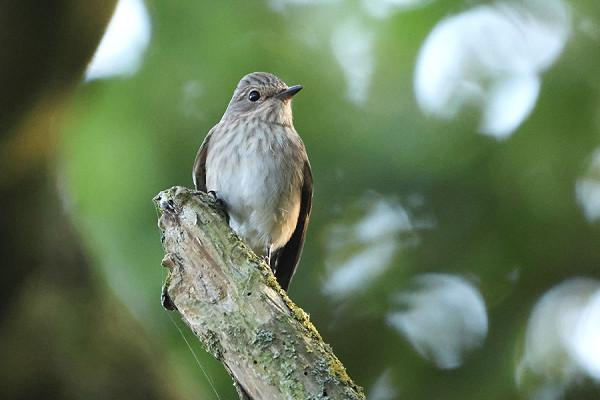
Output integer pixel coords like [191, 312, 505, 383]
[208, 190, 229, 222]
[208, 190, 224, 206]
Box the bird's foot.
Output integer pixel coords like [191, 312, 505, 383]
[208, 190, 229, 222]
[207, 190, 222, 205]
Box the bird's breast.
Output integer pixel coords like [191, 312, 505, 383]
[205, 120, 306, 253]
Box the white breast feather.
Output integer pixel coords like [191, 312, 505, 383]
[205, 120, 303, 255]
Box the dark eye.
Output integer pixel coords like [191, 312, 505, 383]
[248, 90, 260, 102]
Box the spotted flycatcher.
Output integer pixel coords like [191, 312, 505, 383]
[193, 72, 312, 291]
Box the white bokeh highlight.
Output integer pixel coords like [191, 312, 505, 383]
[517, 278, 600, 399]
[362, 0, 430, 19]
[576, 149, 600, 222]
[573, 289, 600, 381]
[86, 0, 152, 81]
[414, 0, 571, 139]
[368, 369, 399, 400]
[387, 273, 488, 369]
[331, 18, 375, 105]
[322, 193, 426, 297]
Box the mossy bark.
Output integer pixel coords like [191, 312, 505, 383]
[154, 186, 365, 400]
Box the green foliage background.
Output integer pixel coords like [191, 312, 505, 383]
[3, 0, 600, 399]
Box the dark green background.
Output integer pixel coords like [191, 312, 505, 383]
[2, 1, 600, 399]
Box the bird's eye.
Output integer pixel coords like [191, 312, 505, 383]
[248, 90, 260, 102]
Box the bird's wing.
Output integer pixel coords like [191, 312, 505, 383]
[192, 129, 213, 192]
[273, 160, 313, 291]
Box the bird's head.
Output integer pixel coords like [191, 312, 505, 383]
[222, 72, 302, 126]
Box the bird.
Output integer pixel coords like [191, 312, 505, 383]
[192, 72, 312, 291]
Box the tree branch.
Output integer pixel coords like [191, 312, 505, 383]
[154, 186, 365, 400]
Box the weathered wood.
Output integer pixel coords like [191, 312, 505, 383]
[154, 186, 365, 400]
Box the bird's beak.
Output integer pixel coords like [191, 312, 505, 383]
[276, 85, 303, 100]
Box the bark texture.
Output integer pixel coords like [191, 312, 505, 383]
[155, 186, 365, 400]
